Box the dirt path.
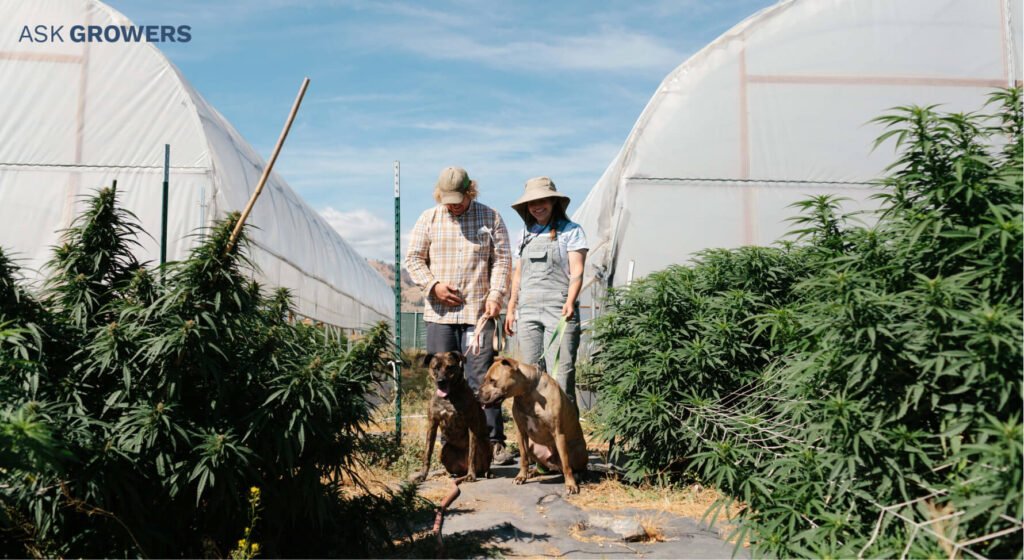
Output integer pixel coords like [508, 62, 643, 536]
[414, 454, 747, 559]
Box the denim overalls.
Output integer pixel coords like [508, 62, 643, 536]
[516, 225, 581, 405]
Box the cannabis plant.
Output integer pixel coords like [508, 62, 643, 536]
[591, 88, 1022, 558]
[0, 187, 412, 557]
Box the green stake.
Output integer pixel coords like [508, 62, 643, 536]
[394, 160, 402, 445]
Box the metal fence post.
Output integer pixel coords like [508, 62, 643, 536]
[393, 160, 402, 444]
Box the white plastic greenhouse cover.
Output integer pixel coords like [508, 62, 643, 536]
[0, 0, 394, 330]
[574, 0, 1022, 300]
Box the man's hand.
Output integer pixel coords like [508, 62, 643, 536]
[561, 300, 575, 320]
[485, 299, 501, 319]
[432, 283, 465, 306]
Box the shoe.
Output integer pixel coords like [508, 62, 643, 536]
[492, 442, 514, 465]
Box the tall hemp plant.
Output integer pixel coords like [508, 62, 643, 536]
[590, 88, 1022, 558]
[0, 185, 416, 558]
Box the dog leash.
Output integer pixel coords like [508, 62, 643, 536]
[468, 312, 566, 378]
[466, 315, 502, 356]
[542, 315, 569, 379]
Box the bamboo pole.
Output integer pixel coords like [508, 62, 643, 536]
[161, 144, 170, 265]
[226, 77, 310, 253]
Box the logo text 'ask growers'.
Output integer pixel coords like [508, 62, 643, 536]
[19, 25, 192, 43]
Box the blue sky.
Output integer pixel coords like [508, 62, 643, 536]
[108, 0, 776, 260]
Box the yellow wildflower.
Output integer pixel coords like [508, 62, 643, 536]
[237, 539, 246, 548]
[250, 542, 260, 553]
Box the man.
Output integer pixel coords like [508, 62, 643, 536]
[406, 166, 514, 465]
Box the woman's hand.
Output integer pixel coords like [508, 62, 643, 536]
[504, 309, 516, 336]
[561, 300, 575, 320]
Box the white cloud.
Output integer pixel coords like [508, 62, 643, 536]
[274, 108, 623, 225]
[318, 1, 690, 74]
[408, 120, 569, 140]
[274, 116, 609, 188]
[279, 133, 619, 203]
[347, 24, 684, 73]
[305, 129, 621, 260]
[311, 92, 420, 104]
[528, 31, 684, 72]
[320, 207, 411, 261]
[115, 0, 324, 24]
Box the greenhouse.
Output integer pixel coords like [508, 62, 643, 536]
[0, 0, 393, 330]
[574, 0, 1022, 297]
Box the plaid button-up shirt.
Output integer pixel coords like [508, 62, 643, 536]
[406, 200, 511, 324]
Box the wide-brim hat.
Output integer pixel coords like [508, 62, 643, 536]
[511, 177, 570, 223]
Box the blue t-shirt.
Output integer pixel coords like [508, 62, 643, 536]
[514, 219, 588, 277]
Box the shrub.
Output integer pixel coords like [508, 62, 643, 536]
[0, 186, 411, 557]
[591, 88, 1022, 557]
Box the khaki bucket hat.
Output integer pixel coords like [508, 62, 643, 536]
[511, 177, 570, 223]
[435, 166, 474, 204]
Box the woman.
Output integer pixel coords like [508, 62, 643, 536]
[504, 176, 587, 407]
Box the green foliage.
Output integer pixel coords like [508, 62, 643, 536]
[357, 432, 428, 481]
[0, 187, 408, 557]
[591, 244, 815, 482]
[591, 89, 1023, 557]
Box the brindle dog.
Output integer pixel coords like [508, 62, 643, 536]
[409, 351, 492, 483]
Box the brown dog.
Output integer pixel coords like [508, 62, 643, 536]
[409, 351, 492, 483]
[479, 357, 588, 494]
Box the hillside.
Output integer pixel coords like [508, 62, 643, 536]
[366, 260, 424, 312]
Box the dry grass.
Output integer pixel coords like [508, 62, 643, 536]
[567, 474, 749, 547]
[569, 511, 671, 544]
[636, 512, 670, 542]
[568, 520, 614, 544]
[561, 477, 754, 551]
[566, 476, 729, 520]
[417, 484, 453, 505]
[507, 550, 564, 560]
[541, 544, 563, 557]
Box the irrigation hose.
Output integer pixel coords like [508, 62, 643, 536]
[433, 474, 469, 557]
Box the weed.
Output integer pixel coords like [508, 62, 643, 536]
[0, 191, 416, 558]
[590, 89, 1023, 557]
